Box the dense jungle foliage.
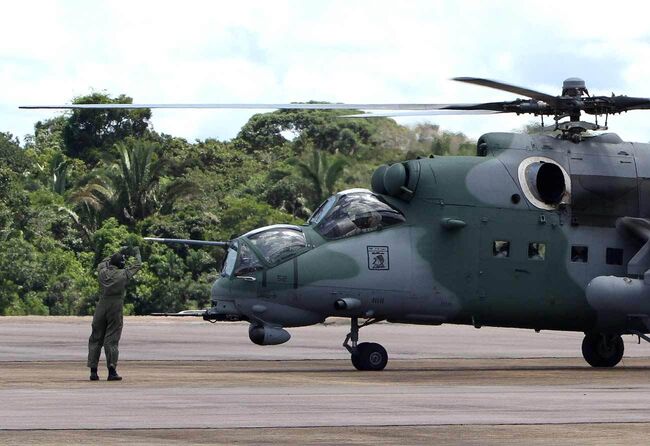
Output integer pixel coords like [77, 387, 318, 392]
[0, 92, 479, 315]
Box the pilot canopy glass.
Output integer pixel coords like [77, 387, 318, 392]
[246, 228, 307, 264]
[308, 195, 336, 225]
[221, 242, 263, 277]
[314, 191, 405, 239]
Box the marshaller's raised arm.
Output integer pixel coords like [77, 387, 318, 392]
[125, 247, 142, 279]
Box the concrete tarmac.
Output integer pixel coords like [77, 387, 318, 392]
[2, 316, 650, 445]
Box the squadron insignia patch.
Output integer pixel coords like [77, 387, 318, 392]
[367, 246, 389, 270]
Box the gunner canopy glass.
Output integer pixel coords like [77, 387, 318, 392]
[315, 191, 405, 239]
[246, 228, 307, 264]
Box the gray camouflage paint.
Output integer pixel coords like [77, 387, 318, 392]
[211, 131, 650, 335]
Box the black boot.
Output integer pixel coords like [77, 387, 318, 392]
[89, 367, 99, 381]
[107, 367, 122, 381]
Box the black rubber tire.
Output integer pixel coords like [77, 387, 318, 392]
[351, 342, 388, 371]
[582, 333, 624, 368]
[351, 351, 363, 370]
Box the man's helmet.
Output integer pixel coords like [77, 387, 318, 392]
[110, 252, 126, 269]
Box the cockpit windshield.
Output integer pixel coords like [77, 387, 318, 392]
[221, 245, 238, 277]
[221, 241, 263, 277]
[315, 191, 406, 239]
[234, 242, 263, 275]
[247, 228, 307, 264]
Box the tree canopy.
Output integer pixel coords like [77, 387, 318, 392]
[0, 92, 477, 315]
[61, 92, 151, 163]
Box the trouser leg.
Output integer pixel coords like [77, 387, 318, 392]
[104, 303, 123, 369]
[87, 304, 107, 369]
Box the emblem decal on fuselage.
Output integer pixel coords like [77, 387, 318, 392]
[367, 246, 389, 270]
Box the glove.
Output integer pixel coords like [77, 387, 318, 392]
[132, 246, 142, 263]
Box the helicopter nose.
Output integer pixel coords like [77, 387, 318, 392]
[210, 276, 230, 303]
[206, 276, 247, 322]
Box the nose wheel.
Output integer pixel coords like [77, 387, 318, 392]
[581, 333, 624, 368]
[344, 317, 388, 371]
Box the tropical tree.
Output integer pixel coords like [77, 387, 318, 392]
[62, 92, 151, 163]
[520, 121, 545, 134]
[294, 148, 347, 208]
[235, 107, 394, 156]
[49, 152, 70, 195]
[71, 139, 197, 226]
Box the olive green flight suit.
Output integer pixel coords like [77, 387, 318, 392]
[87, 250, 141, 369]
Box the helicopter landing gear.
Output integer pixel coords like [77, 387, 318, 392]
[343, 317, 387, 371]
[581, 333, 624, 368]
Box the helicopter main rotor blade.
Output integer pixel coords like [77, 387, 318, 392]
[574, 95, 650, 115]
[20, 103, 469, 111]
[21, 100, 549, 117]
[608, 96, 650, 111]
[342, 110, 504, 118]
[453, 77, 558, 106]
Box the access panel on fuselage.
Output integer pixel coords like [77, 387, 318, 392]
[476, 208, 561, 329]
[259, 259, 297, 303]
[428, 205, 480, 323]
[568, 150, 638, 227]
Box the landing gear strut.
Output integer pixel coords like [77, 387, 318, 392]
[343, 317, 387, 371]
[581, 333, 624, 368]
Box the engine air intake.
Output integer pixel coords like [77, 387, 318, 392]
[518, 157, 570, 210]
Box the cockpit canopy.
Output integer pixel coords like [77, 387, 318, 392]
[221, 191, 405, 277]
[221, 225, 307, 277]
[246, 226, 307, 264]
[310, 189, 406, 239]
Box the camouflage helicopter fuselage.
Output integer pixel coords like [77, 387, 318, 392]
[190, 130, 650, 369]
[210, 131, 650, 352]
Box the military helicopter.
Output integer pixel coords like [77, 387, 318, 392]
[22, 77, 650, 370]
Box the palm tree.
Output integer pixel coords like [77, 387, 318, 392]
[50, 152, 69, 195]
[70, 139, 197, 226]
[295, 149, 347, 208]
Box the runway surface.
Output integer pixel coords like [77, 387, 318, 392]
[2, 316, 650, 445]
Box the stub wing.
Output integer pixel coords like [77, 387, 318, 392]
[143, 237, 229, 247]
[150, 310, 207, 317]
[150, 308, 247, 322]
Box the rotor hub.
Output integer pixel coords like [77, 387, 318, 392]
[562, 77, 588, 97]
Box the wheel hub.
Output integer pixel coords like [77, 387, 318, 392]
[597, 343, 615, 358]
[368, 351, 383, 366]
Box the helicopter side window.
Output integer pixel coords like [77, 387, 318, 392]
[247, 228, 307, 264]
[315, 192, 406, 240]
[234, 242, 263, 276]
[571, 245, 589, 263]
[606, 248, 623, 266]
[528, 242, 546, 261]
[493, 240, 510, 258]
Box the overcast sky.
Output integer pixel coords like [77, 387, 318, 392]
[3, 0, 650, 143]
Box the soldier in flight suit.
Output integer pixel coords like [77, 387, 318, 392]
[88, 247, 142, 381]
